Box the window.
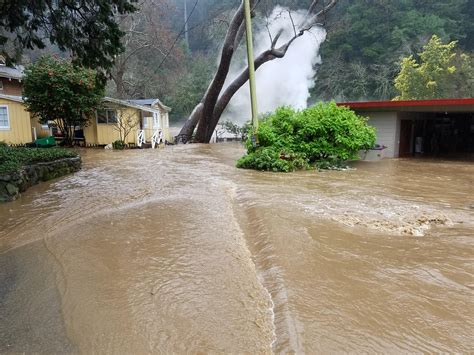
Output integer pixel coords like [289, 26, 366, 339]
[0, 106, 10, 129]
[97, 109, 117, 124]
[108, 110, 117, 124]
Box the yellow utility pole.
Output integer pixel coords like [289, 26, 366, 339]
[243, 0, 259, 145]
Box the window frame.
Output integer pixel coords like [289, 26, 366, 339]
[96, 109, 118, 125]
[107, 109, 117, 124]
[0, 105, 10, 130]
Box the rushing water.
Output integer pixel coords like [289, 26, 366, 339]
[0, 144, 473, 353]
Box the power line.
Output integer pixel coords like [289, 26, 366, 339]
[155, 0, 199, 71]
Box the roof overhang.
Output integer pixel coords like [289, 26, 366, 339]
[0, 94, 24, 103]
[103, 97, 162, 115]
[338, 98, 474, 113]
[127, 98, 171, 112]
[151, 99, 171, 112]
[0, 65, 24, 81]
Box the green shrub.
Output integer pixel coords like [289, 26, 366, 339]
[112, 140, 126, 150]
[237, 102, 376, 172]
[0, 146, 78, 174]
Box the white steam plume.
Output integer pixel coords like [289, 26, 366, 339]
[222, 7, 327, 123]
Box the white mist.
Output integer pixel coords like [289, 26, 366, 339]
[222, 7, 327, 123]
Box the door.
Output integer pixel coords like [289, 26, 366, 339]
[399, 120, 413, 157]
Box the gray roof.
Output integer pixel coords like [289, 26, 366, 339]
[103, 97, 162, 115]
[127, 98, 171, 112]
[0, 65, 24, 80]
[128, 99, 156, 106]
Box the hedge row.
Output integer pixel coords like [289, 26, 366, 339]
[0, 146, 79, 174]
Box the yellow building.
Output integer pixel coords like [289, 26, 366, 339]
[84, 97, 172, 146]
[0, 94, 172, 147]
[0, 94, 34, 144]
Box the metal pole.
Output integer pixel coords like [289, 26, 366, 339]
[243, 0, 259, 139]
[184, 0, 189, 48]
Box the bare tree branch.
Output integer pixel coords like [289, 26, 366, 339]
[180, 0, 339, 142]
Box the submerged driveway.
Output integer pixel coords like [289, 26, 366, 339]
[0, 144, 473, 353]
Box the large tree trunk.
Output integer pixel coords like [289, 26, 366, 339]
[192, 2, 249, 142]
[178, 0, 338, 143]
[178, 103, 203, 141]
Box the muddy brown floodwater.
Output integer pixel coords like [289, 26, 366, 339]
[0, 143, 473, 353]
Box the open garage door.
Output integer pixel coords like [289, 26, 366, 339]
[411, 113, 474, 156]
[339, 98, 474, 159]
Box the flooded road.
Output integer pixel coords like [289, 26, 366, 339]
[0, 144, 473, 353]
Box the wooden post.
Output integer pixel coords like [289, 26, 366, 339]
[244, 0, 259, 139]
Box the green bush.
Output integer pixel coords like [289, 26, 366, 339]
[112, 140, 126, 150]
[0, 146, 78, 174]
[237, 102, 376, 172]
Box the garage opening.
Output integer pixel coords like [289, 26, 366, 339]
[399, 112, 474, 157]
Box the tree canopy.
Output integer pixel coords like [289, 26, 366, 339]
[23, 55, 104, 145]
[0, 0, 137, 69]
[314, 0, 473, 101]
[394, 35, 474, 100]
[9, 0, 473, 123]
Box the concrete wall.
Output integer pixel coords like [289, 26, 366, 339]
[0, 98, 33, 144]
[361, 111, 400, 158]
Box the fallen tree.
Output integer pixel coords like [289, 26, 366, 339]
[178, 0, 338, 143]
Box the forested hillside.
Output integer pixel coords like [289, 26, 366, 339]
[163, 0, 473, 119]
[9, 0, 471, 120]
[314, 0, 474, 101]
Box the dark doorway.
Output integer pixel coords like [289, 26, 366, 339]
[399, 120, 413, 157]
[402, 112, 474, 158]
[422, 113, 474, 156]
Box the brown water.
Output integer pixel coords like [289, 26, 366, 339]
[0, 144, 473, 353]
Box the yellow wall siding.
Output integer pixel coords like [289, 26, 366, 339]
[95, 124, 121, 144]
[84, 106, 172, 145]
[84, 124, 97, 144]
[86, 108, 141, 145]
[162, 112, 171, 141]
[0, 99, 33, 144]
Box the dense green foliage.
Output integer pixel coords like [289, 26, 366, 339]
[112, 140, 126, 150]
[11, 0, 470, 119]
[394, 35, 474, 100]
[237, 103, 376, 172]
[314, 0, 473, 101]
[23, 56, 104, 145]
[0, 0, 137, 69]
[0, 146, 78, 174]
